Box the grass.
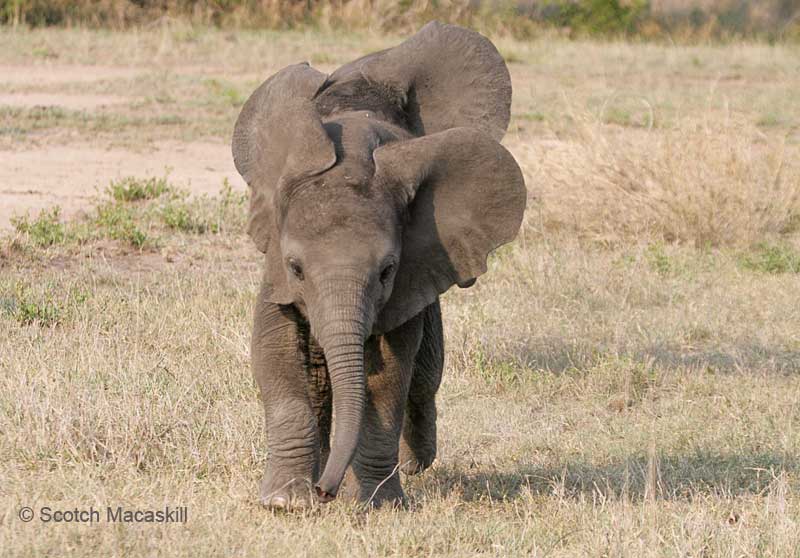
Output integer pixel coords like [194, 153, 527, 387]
[527, 115, 800, 247]
[10, 207, 65, 247]
[740, 243, 800, 274]
[7, 177, 248, 254]
[2, 27, 800, 557]
[2, 237, 799, 556]
[106, 175, 173, 202]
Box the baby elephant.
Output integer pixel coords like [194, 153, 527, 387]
[232, 21, 526, 510]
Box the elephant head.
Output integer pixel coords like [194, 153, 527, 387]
[232, 22, 526, 501]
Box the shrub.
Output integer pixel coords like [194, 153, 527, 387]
[106, 176, 173, 202]
[94, 202, 148, 248]
[10, 207, 66, 247]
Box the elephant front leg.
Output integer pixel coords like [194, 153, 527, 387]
[252, 296, 318, 511]
[339, 313, 424, 508]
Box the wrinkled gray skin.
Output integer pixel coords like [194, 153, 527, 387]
[232, 21, 527, 510]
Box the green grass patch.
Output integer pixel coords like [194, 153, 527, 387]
[471, 348, 528, 392]
[157, 178, 247, 235]
[205, 78, 245, 107]
[94, 202, 149, 248]
[107, 175, 174, 202]
[645, 242, 673, 276]
[10, 207, 66, 247]
[0, 281, 88, 327]
[500, 48, 525, 64]
[756, 112, 786, 128]
[516, 112, 546, 122]
[740, 243, 800, 274]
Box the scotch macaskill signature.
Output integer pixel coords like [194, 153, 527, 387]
[37, 505, 187, 523]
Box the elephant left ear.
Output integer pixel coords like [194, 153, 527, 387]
[232, 63, 336, 255]
[373, 127, 527, 333]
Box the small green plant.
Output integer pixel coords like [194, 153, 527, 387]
[310, 52, 335, 64]
[740, 243, 800, 274]
[603, 107, 633, 127]
[646, 242, 673, 276]
[15, 297, 61, 326]
[94, 202, 148, 248]
[756, 113, 784, 128]
[11, 207, 66, 247]
[151, 114, 185, 126]
[1, 282, 89, 327]
[472, 348, 525, 391]
[213, 178, 248, 234]
[107, 176, 172, 202]
[161, 201, 208, 234]
[500, 48, 524, 64]
[205, 78, 245, 107]
[517, 112, 545, 122]
[2, 284, 60, 327]
[157, 180, 247, 235]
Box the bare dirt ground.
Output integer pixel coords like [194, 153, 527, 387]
[0, 139, 243, 226]
[0, 63, 245, 228]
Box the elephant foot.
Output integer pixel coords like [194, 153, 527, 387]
[339, 468, 407, 509]
[399, 435, 436, 475]
[260, 471, 315, 511]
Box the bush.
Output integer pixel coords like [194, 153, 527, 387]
[10, 207, 66, 247]
[540, 0, 649, 36]
[106, 176, 173, 202]
[94, 202, 148, 248]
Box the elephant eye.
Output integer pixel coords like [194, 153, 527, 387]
[287, 258, 304, 281]
[379, 262, 395, 285]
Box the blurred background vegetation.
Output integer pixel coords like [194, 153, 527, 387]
[1, 0, 799, 40]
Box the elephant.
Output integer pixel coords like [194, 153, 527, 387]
[231, 21, 526, 510]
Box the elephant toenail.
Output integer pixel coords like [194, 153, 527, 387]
[268, 495, 288, 509]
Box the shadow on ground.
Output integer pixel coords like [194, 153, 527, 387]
[410, 451, 797, 504]
[483, 337, 800, 375]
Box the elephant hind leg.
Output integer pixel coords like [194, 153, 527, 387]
[400, 299, 443, 475]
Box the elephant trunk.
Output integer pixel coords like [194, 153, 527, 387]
[311, 277, 372, 501]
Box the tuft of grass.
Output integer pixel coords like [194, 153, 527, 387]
[106, 176, 173, 202]
[0, 281, 89, 327]
[2, 284, 57, 327]
[645, 242, 673, 276]
[739, 243, 800, 274]
[205, 78, 245, 107]
[310, 51, 335, 65]
[471, 348, 526, 392]
[94, 202, 149, 248]
[10, 207, 66, 247]
[499, 47, 525, 64]
[516, 111, 546, 122]
[160, 199, 209, 234]
[158, 179, 248, 235]
[756, 112, 785, 127]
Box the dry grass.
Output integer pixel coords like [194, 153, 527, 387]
[2, 26, 800, 557]
[522, 115, 800, 246]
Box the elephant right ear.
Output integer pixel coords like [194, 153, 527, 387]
[232, 63, 337, 255]
[318, 21, 512, 141]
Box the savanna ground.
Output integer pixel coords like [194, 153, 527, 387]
[1, 23, 800, 557]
